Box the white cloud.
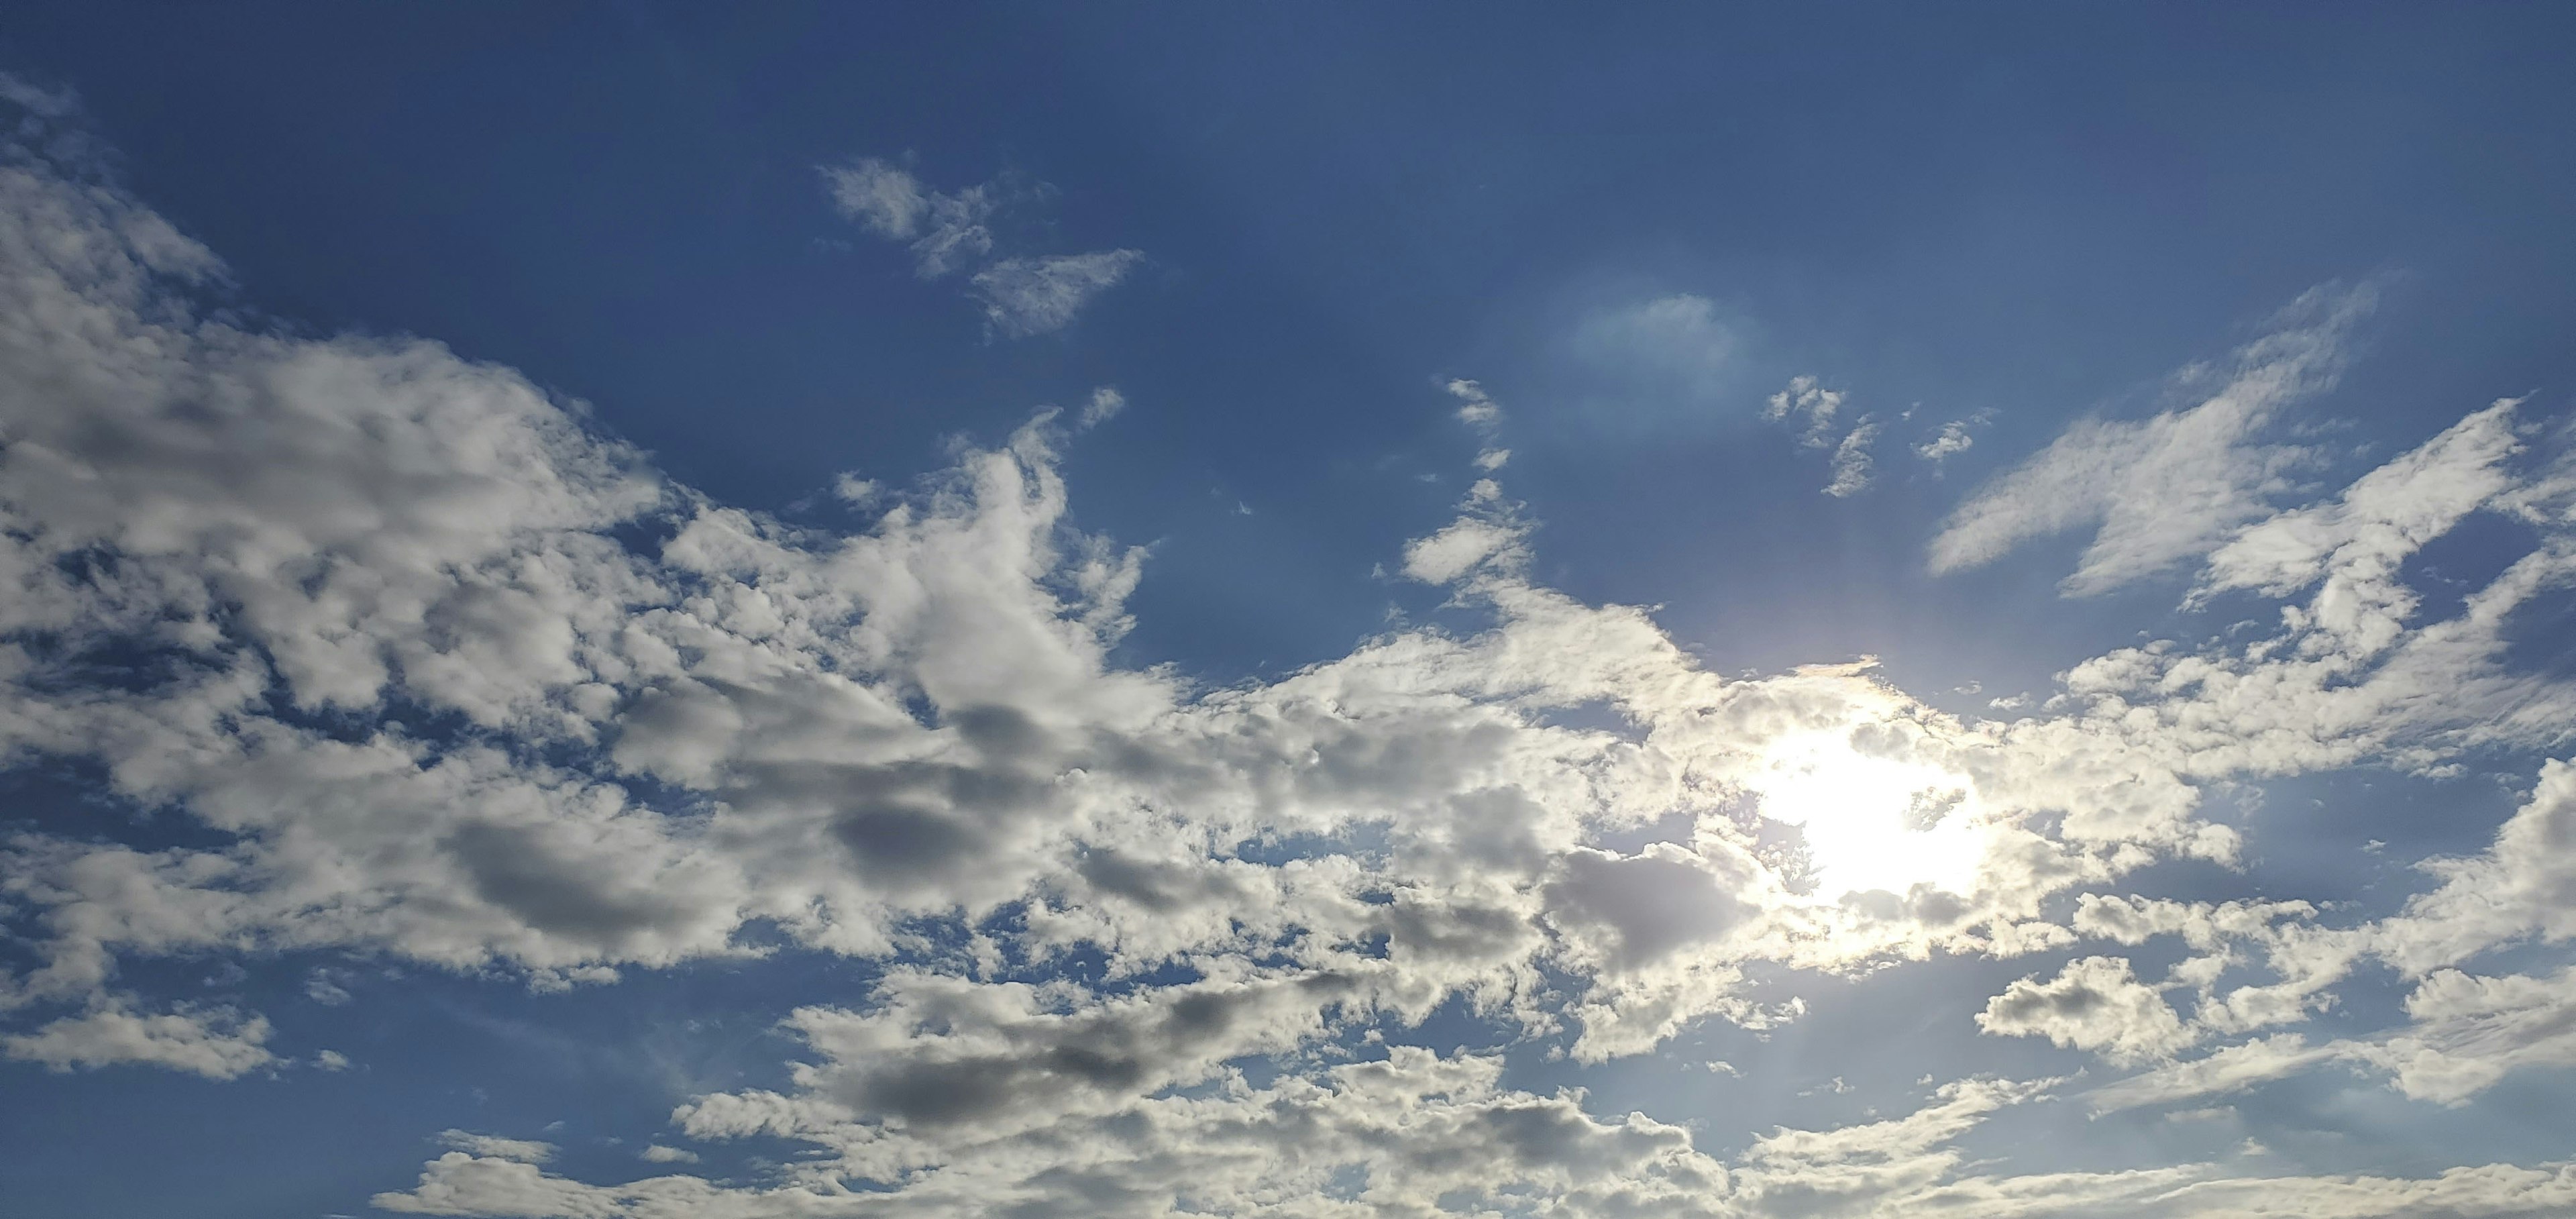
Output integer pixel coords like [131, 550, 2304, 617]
[637, 1144, 698, 1164]
[374, 1063, 2576, 1219]
[305, 971, 353, 1006]
[1978, 955, 2195, 1064]
[1823, 417, 1881, 497]
[1444, 378, 1511, 469]
[438, 1131, 556, 1165]
[967, 250, 1143, 338]
[1, 1004, 274, 1079]
[1764, 376, 1844, 448]
[817, 156, 995, 278]
[1929, 282, 2377, 594]
[1446, 377, 1502, 426]
[820, 156, 1138, 334]
[1077, 385, 1124, 429]
[1915, 416, 1981, 463]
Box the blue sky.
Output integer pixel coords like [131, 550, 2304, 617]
[3, 6, 2576, 1217]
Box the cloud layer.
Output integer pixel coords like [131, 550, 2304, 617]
[5, 93, 2576, 1218]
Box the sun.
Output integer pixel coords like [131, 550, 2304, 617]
[1746, 731, 1988, 898]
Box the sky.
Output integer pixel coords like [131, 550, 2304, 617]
[2, 5, 2575, 1217]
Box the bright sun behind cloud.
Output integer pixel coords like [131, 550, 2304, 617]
[1748, 731, 1989, 898]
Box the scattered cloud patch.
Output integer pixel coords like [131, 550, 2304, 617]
[437, 1131, 556, 1165]
[1915, 411, 1993, 464]
[1077, 386, 1126, 429]
[820, 155, 1139, 336]
[1767, 377, 1884, 496]
[1444, 377, 1511, 469]
[1764, 376, 1845, 448]
[1823, 417, 1881, 497]
[968, 250, 1143, 338]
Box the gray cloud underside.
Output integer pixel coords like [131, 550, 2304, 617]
[5, 109, 2576, 1216]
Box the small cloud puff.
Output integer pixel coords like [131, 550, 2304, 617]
[1765, 376, 1845, 449]
[1079, 386, 1126, 429]
[1444, 378, 1511, 469]
[1915, 417, 1979, 462]
[970, 251, 1144, 339]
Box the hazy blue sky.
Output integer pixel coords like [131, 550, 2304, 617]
[4, 7, 2575, 1218]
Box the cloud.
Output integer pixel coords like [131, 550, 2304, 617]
[1570, 294, 1737, 403]
[1915, 415, 1985, 463]
[1764, 376, 1844, 448]
[1077, 385, 1124, 429]
[637, 1144, 698, 1164]
[1, 1004, 274, 1079]
[438, 1131, 556, 1165]
[1823, 417, 1881, 497]
[820, 156, 1138, 334]
[1929, 282, 2377, 594]
[818, 156, 995, 278]
[2088, 1033, 2338, 1114]
[967, 250, 1143, 338]
[1978, 955, 2195, 1064]
[9, 108, 2576, 1219]
[1764, 378, 1881, 495]
[374, 1063, 2576, 1219]
[1444, 378, 1512, 470]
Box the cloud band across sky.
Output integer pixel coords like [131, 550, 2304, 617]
[3, 70, 2576, 1219]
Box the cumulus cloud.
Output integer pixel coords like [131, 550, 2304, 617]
[1978, 955, 2194, 1064]
[1930, 282, 2377, 594]
[2, 1004, 273, 1079]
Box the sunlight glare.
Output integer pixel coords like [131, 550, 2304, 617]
[1748, 732, 1987, 898]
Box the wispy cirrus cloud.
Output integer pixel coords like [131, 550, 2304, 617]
[1929, 282, 2379, 594]
[819, 156, 1141, 336]
[1764, 376, 1884, 496]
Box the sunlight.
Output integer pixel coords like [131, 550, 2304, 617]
[1748, 732, 1988, 898]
